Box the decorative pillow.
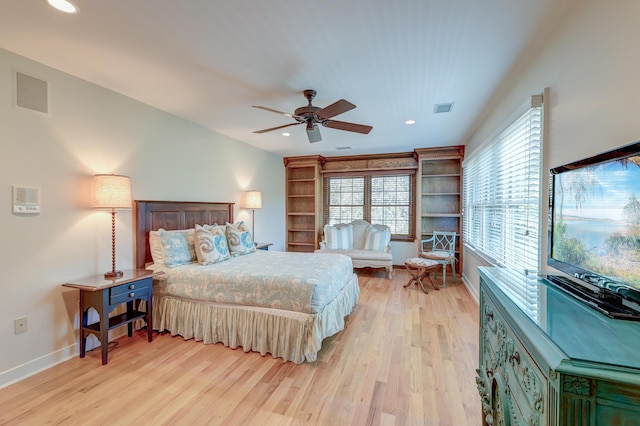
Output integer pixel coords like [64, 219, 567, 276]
[194, 224, 230, 265]
[149, 230, 164, 265]
[158, 228, 196, 268]
[364, 225, 391, 252]
[225, 222, 256, 257]
[324, 223, 353, 249]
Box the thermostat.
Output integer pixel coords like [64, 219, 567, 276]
[12, 186, 41, 214]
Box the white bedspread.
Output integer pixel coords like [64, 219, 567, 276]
[152, 250, 354, 314]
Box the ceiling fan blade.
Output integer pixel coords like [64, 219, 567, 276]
[306, 123, 322, 143]
[324, 119, 373, 134]
[252, 105, 295, 118]
[315, 99, 356, 119]
[253, 122, 302, 134]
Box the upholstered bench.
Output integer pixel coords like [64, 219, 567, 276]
[315, 219, 393, 278]
[404, 257, 440, 293]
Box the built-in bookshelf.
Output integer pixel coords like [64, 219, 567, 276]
[415, 146, 464, 272]
[283, 155, 325, 253]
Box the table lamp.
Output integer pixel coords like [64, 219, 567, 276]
[242, 190, 262, 239]
[92, 174, 132, 278]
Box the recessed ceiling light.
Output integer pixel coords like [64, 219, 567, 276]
[46, 0, 79, 14]
[282, 132, 290, 137]
[405, 120, 416, 125]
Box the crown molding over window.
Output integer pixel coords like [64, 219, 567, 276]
[321, 152, 418, 174]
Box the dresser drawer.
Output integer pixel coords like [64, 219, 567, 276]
[109, 278, 151, 305]
[503, 328, 545, 423]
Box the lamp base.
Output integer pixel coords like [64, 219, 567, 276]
[104, 270, 124, 279]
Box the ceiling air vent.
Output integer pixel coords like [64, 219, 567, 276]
[433, 103, 454, 114]
[335, 146, 352, 150]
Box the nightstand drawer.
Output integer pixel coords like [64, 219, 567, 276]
[110, 279, 151, 305]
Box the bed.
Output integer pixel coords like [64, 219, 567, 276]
[134, 200, 360, 363]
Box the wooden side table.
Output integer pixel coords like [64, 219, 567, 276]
[62, 269, 162, 365]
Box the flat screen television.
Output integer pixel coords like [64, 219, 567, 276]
[547, 140, 640, 320]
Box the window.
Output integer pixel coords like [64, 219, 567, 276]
[324, 172, 415, 239]
[463, 94, 543, 318]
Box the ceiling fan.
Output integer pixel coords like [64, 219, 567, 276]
[252, 89, 373, 143]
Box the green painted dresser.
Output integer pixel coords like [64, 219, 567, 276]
[476, 267, 640, 425]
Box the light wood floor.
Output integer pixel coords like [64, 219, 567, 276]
[0, 268, 481, 425]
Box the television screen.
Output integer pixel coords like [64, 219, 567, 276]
[548, 141, 640, 314]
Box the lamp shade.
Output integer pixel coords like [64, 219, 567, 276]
[92, 174, 132, 210]
[243, 190, 262, 209]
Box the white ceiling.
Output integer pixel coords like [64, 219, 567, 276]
[0, 0, 574, 157]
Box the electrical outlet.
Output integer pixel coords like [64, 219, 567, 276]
[14, 316, 28, 334]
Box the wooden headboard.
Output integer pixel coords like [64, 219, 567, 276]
[134, 200, 235, 269]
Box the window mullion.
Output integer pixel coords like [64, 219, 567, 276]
[364, 176, 372, 223]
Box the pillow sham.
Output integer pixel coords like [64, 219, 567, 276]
[158, 228, 197, 268]
[149, 230, 164, 266]
[225, 221, 256, 257]
[323, 223, 353, 249]
[151, 228, 197, 267]
[363, 225, 391, 252]
[194, 224, 230, 265]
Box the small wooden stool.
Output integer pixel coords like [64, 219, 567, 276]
[404, 257, 441, 293]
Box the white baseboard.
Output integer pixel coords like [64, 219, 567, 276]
[0, 344, 76, 390]
[461, 273, 479, 304]
[0, 330, 124, 389]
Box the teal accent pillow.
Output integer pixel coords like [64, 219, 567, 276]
[194, 224, 230, 265]
[225, 222, 256, 257]
[159, 229, 196, 268]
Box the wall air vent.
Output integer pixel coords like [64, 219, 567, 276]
[433, 103, 454, 114]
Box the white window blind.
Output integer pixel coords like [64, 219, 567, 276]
[327, 177, 365, 223]
[463, 94, 543, 318]
[370, 175, 411, 234]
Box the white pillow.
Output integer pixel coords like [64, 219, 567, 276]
[149, 230, 164, 266]
[364, 225, 391, 252]
[324, 223, 353, 249]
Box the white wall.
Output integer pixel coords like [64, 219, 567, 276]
[462, 0, 640, 296]
[0, 48, 284, 387]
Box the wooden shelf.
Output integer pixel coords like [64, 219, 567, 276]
[415, 146, 464, 272]
[84, 310, 147, 332]
[284, 156, 325, 253]
[422, 192, 460, 196]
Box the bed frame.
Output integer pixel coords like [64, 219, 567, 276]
[134, 200, 234, 269]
